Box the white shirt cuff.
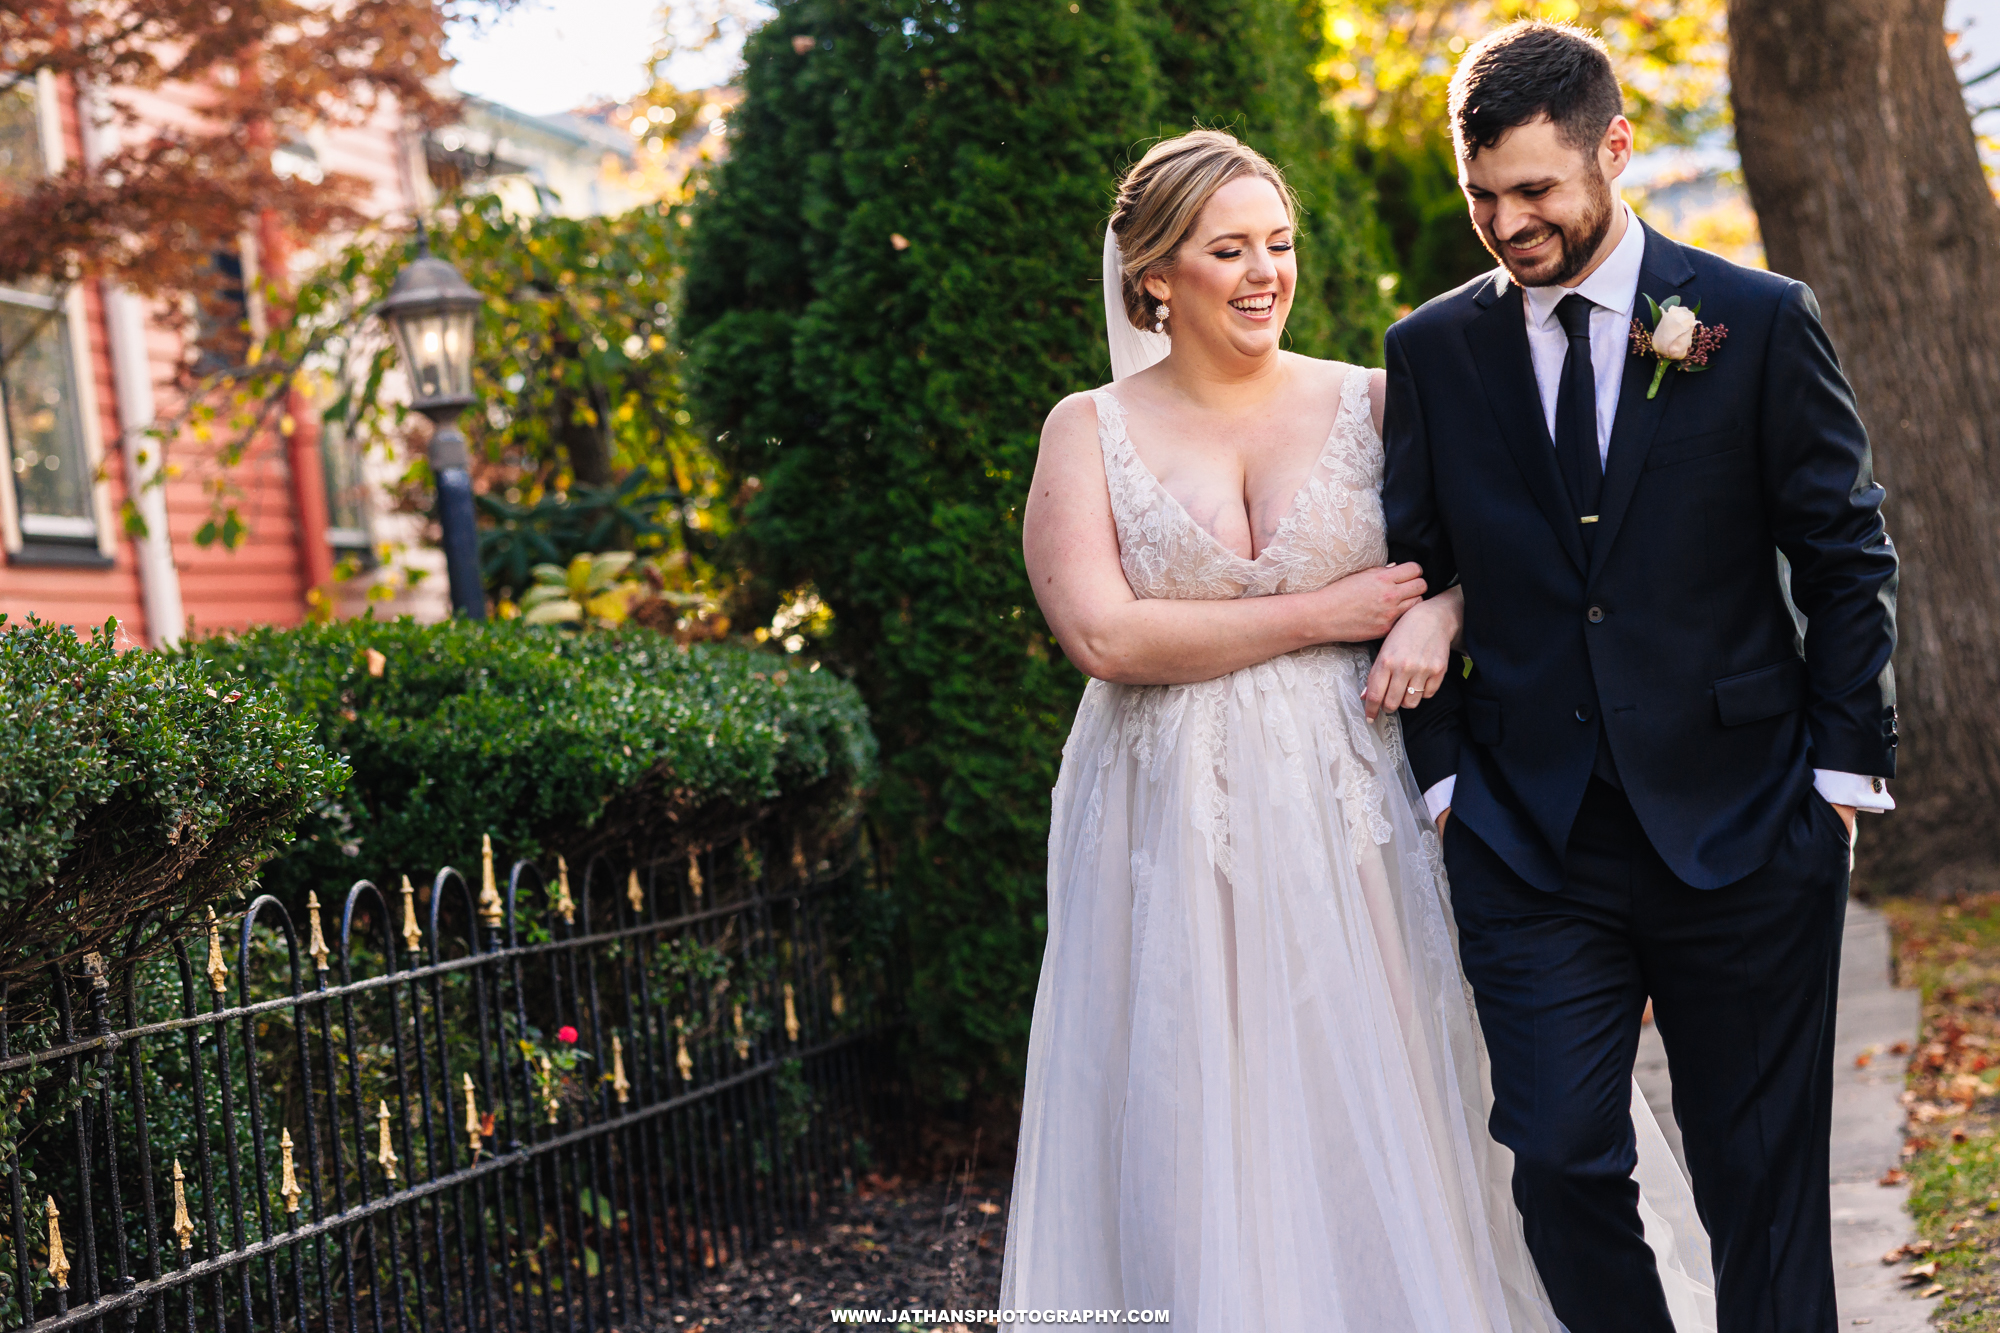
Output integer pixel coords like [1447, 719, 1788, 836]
[1815, 769, 1894, 812]
[1423, 777, 1457, 824]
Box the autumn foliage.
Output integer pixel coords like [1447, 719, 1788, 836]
[0, 0, 505, 305]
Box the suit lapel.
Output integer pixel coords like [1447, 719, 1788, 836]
[1465, 277, 1589, 575]
[1589, 225, 1697, 583]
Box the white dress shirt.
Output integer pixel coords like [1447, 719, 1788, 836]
[1421, 203, 1892, 825]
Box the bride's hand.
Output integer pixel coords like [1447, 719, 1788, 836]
[1363, 584, 1464, 721]
[1313, 562, 1427, 645]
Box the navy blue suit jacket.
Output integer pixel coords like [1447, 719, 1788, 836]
[1384, 223, 1899, 892]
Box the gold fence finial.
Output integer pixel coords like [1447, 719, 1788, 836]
[477, 834, 503, 928]
[792, 833, 808, 882]
[171, 1160, 194, 1252]
[783, 982, 800, 1042]
[733, 1003, 749, 1060]
[279, 1128, 303, 1214]
[610, 1034, 631, 1105]
[305, 891, 330, 972]
[376, 1100, 398, 1182]
[830, 973, 845, 1019]
[44, 1196, 69, 1289]
[539, 1054, 559, 1124]
[463, 1074, 482, 1160]
[399, 876, 423, 958]
[554, 856, 576, 926]
[675, 1019, 693, 1082]
[686, 851, 703, 901]
[204, 907, 228, 996]
[626, 868, 644, 915]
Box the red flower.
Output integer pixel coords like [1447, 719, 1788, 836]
[556, 1026, 578, 1045]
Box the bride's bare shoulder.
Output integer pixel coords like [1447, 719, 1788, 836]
[1044, 389, 1108, 438]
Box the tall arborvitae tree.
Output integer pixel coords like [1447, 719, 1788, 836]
[684, 0, 1393, 1104]
[683, 0, 1159, 1104]
[1141, 0, 1394, 359]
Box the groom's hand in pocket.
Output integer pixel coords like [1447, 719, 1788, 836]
[1835, 804, 1857, 841]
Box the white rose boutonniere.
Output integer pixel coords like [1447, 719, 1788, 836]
[1630, 294, 1728, 399]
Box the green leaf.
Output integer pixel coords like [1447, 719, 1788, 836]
[1644, 293, 1664, 324]
[520, 598, 583, 624]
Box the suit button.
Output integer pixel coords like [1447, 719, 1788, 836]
[1575, 707, 1592, 723]
[1587, 606, 1605, 623]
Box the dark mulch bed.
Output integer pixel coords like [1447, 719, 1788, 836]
[659, 1169, 1012, 1331]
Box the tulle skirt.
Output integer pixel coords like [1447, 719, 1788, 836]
[1001, 645, 1715, 1332]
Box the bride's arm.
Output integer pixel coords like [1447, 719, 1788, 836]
[1362, 585, 1464, 721]
[1023, 393, 1427, 687]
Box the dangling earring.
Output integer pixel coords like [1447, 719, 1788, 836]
[1152, 302, 1170, 334]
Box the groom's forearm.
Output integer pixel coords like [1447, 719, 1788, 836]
[1759, 281, 1900, 781]
[1400, 657, 1466, 796]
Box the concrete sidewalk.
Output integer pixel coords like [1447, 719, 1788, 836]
[1633, 899, 1935, 1329]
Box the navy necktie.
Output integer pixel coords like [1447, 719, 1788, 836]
[1554, 293, 1602, 535]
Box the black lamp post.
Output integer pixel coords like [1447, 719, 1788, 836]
[376, 231, 486, 619]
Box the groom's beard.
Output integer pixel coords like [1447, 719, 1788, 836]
[1482, 175, 1616, 288]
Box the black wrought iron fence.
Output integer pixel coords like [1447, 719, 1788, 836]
[0, 816, 892, 1333]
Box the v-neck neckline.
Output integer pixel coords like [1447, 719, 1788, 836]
[1094, 368, 1364, 566]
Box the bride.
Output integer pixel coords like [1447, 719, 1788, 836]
[999, 130, 1714, 1331]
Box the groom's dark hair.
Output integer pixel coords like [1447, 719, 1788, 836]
[1449, 21, 1623, 162]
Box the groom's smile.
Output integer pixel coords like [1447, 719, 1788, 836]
[1503, 225, 1559, 261]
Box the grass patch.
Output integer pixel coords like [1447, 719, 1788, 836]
[1881, 893, 2000, 1326]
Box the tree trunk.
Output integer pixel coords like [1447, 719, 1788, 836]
[1729, 0, 2000, 894]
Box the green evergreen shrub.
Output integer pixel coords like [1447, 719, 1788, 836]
[1142, 0, 1395, 358]
[0, 617, 345, 985]
[182, 620, 876, 902]
[683, 0, 1394, 1100]
[1357, 131, 1498, 307]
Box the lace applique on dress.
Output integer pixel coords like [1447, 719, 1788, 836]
[1088, 391, 1249, 602]
[1084, 369, 1397, 874]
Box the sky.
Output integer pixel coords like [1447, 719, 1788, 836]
[448, 0, 2000, 124]
[446, 0, 765, 116]
[1953, 0, 2000, 135]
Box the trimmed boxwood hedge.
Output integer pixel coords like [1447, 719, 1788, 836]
[0, 616, 345, 986]
[182, 619, 877, 902]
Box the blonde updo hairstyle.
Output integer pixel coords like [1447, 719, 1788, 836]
[1108, 130, 1301, 333]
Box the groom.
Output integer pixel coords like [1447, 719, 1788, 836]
[1384, 20, 1898, 1333]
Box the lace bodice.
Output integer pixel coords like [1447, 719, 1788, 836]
[1089, 365, 1386, 602]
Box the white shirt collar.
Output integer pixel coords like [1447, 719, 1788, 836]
[1522, 201, 1645, 329]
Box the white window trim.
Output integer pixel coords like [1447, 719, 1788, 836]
[0, 71, 116, 559]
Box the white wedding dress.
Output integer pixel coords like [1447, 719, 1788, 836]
[999, 361, 1717, 1331]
